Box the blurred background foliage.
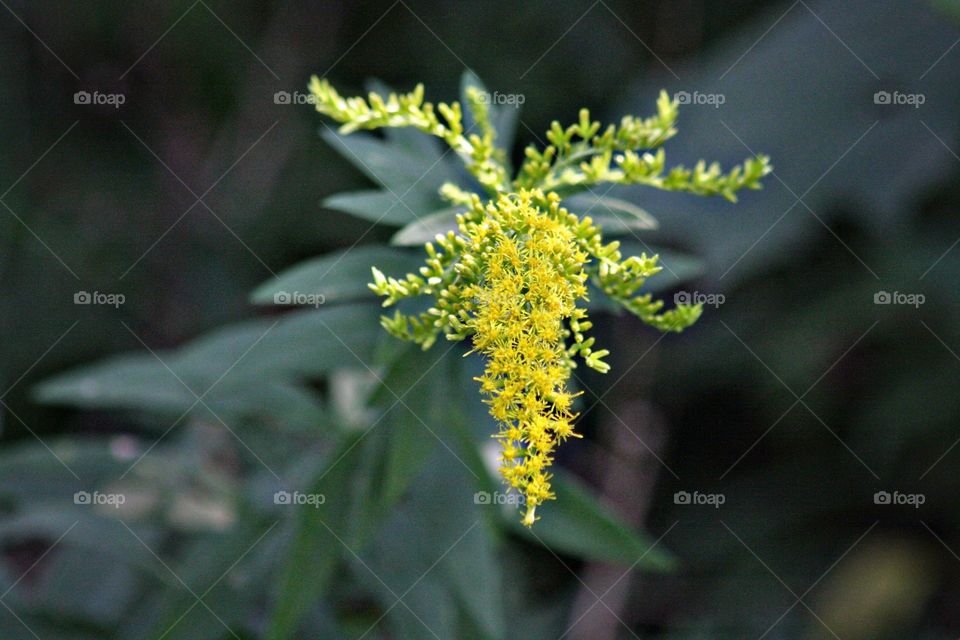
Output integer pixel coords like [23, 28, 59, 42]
[2, 0, 960, 638]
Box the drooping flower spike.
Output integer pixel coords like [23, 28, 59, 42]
[311, 77, 770, 526]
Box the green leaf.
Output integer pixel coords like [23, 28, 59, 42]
[516, 470, 676, 570]
[377, 346, 446, 506]
[203, 378, 325, 431]
[175, 303, 384, 380]
[563, 193, 659, 233]
[250, 246, 424, 306]
[32, 354, 197, 414]
[390, 207, 463, 246]
[321, 130, 458, 194]
[235, 303, 385, 378]
[321, 128, 461, 228]
[34, 304, 386, 419]
[443, 518, 503, 640]
[323, 189, 437, 227]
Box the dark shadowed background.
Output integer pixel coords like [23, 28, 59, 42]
[2, 1, 960, 638]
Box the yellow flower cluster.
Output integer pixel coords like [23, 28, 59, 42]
[313, 77, 770, 525]
[369, 189, 702, 525]
[462, 193, 589, 526]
